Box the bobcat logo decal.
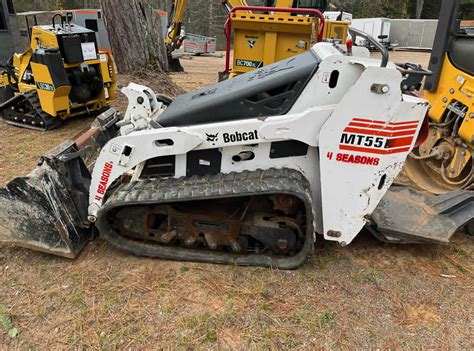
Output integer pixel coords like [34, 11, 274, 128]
[247, 39, 257, 49]
[206, 133, 219, 142]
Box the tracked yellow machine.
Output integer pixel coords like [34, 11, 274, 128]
[165, 0, 188, 72]
[0, 12, 116, 131]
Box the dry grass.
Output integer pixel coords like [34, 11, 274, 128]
[0, 117, 93, 186]
[0, 70, 185, 187]
[0, 52, 473, 349]
[1, 233, 472, 349]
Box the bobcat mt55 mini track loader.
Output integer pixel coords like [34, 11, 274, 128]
[0, 28, 472, 269]
[0, 12, 116, 131]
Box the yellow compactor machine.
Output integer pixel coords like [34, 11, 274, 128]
[0, 12, 116, 131]
[403, 0, 474, 194]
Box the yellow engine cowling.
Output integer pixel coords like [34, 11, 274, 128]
[228, 5, 348, 78]
[0, 73, 7, 87]
[231, 13, 318, 76]
[28, 54, 116, 120]
[323, 19, 349, 42]
[424, 55, 473, 146]
[425, 55, 473, 176]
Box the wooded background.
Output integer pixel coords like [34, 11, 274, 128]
[12, 0, 474, 52]
[13, 0, 474, 19]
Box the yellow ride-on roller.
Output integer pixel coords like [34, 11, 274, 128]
[403, 0, 473, 195]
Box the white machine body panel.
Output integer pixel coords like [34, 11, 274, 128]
[87, 42, 428, 245]
[319, 67, 427, 244]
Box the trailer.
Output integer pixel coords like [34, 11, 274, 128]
[71, 10, 112, 52]
[15, 9, 168, 54]
[183, 33, 217, 55]
[351, 18, 391, 49]
[0, 0, 21, 62]
[323, 11, 352, 22]
[389, 19, 438, 50]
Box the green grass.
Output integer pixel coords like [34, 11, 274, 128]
[0, 304, 18, 338]
[318, 312, 336, 328]
[315, 251, 341, 269]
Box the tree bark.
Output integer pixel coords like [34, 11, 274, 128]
[416, 0, 424, 19]
[100, 0, 169, 73]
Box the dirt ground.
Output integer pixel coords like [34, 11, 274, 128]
[0, 51, 473, 349]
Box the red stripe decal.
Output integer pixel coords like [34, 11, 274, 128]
[343, 127, 417, 137]
[340, 145, 411, 155]
[74, 10, 98, 15]
[386, 136, 414, 148]
[348, 122, 419, 131]
[352, 118, 420, 126]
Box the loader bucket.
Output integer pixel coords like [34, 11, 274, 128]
[0, 109, 118, 258]
[369, 186, 474, 244]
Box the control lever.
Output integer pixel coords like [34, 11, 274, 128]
[396, 63, 433, 93]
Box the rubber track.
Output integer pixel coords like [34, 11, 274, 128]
[2, 90, 61, 131]
[96, 168, 316, 269]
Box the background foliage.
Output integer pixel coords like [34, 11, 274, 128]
[13, 0, 474, 19]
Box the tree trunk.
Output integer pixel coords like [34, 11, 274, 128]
[416, 0, 424, 19]
[100, 0, 169, 73]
